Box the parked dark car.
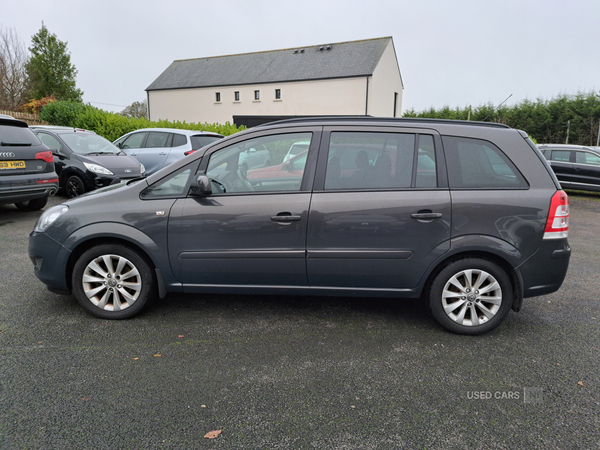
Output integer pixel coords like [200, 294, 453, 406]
[31, 126, 146, 198]
[0, 117, 58, 210]
[538, 144, 600, 193]
[113, 128, 223, 175]
[29, 117, 571, 335]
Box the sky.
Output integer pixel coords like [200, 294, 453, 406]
[2, 0, 599, 114]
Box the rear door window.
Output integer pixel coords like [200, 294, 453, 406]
[145, 132, 171, 148]
[323, 132, 436, 190]
[550, 150, 571, 162]
[443, 136, 528, 188]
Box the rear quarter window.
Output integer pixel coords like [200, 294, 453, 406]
[442, 135, 528, 189]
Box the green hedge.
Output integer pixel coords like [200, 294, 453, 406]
[39, 101, 246, 142]
[402, 92, 600, 146]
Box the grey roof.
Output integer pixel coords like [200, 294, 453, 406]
[147, 37, 393, 91]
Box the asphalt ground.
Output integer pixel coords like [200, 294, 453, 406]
[0, 192, 599, 450]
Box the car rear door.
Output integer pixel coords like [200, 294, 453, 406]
[306, 127, 451, 289]
[571, 149, 600, 190]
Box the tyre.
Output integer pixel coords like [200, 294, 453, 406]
[66, 176, 85, 198]
[72, 245, 156, 319]
[15, 196, 48, 211]
[428, 258, 513, 335]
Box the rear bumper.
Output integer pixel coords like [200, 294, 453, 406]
[0, 185, 58, 205]
[518, 239, 571, 298]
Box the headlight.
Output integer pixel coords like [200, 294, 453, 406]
[84, 162, 114, 175]
[140, 163, 146, 174]
[34, 205, 69, 232]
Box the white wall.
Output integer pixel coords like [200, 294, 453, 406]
[369, 40, 404, 117]
[148, 77, 369, 123]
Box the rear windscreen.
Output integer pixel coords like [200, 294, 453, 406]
[191, 135, 223, 149]
[0, 125, 41, 146]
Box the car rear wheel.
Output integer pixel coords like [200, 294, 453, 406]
[72, 245, 156, 319]
[428, 258, 513, 335]
[66, 175, 85, 198]
[15, 196, 48, 211]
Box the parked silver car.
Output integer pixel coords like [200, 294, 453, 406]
[114, 128, 223, 175]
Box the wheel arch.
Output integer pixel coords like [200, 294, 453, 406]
[63, 225, 174, 297]
[421, 237, 525, 312]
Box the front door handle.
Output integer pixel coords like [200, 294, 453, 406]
[271, 214, 302, 223]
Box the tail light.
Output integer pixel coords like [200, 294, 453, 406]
[543, 190, 569, 240]
[184, 149, 197, 156]
[35, 151, 54, 163]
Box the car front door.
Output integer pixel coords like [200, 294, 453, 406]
[306, 128, 451, 289]
[167, 129, 320, 290]
[548, 149, 573, 187]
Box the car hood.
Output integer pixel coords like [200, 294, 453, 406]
[76, 153, 144, 176]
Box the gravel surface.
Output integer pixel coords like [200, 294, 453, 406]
[1, 193, 598, 449]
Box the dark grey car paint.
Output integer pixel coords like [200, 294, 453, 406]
[29, 118, 569, 310]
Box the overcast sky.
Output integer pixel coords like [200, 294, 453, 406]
[2, 0, 598, 114]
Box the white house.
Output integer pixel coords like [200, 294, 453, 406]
[146, 37, 403, 126]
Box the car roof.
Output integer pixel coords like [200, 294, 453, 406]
[257, 116, 511, 129]
[538, 143, 594, 149]
[30, 125, 97, 135]
[122, 128, 223, 136]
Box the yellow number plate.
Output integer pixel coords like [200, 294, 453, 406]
[0, 161, 26, 169]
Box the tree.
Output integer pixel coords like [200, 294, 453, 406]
[25, 23, 83, 102]
[120, 100, 148, 119]
[0, 27, 29, 110]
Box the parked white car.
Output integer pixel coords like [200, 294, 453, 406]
[283, 140, 310, 162]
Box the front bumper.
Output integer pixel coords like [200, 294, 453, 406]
[29, 231, 72, 294]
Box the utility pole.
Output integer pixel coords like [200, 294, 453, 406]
[565, 120, 570, 144]
[597, 122, 600, 146]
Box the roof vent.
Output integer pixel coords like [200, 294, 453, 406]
[300, 49, 304, 53]
[319, 46, 324, 51]
[326, 45, 332, 50]
[293, 49, 298, 54]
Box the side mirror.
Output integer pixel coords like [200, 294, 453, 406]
[189, 175, 212, 196]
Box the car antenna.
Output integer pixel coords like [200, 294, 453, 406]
[483, 94, 513, 122]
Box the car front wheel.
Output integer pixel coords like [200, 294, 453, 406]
[66, 176, 85, 198]
[428, 258, 513, 335]
[72, 245, 156, 319]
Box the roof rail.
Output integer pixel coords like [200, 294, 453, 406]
[256, 116, 511, 129]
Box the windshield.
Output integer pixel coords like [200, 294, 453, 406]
[60, 133, 121, 155]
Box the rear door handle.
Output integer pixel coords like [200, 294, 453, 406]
[411, 212, 442, 220]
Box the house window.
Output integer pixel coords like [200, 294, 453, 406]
[254, 90, 260, 100]
[234, 91, 240, 101]
[215, 92, 221, 102]
[275, 89, 281, 100]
